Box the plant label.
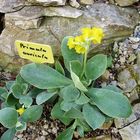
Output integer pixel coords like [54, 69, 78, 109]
[15, 40, 54, 64]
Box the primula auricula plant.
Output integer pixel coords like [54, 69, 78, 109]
[0, 27, 132, 140]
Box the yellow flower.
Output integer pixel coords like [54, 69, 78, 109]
[67, 37, 75, 49]
[75, 45, 86, 54]
[91, 27, 104, 44]
[17, 107, 25, 116]
[75, 35, 84, 43]
[81, 27, 92, 39]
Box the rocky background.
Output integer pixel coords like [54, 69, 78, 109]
[0, 0, 140, 72]
[0, 0, 140, 140]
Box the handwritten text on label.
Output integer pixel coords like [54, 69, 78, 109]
[15, 40, 54, 64]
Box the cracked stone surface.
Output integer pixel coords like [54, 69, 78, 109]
[0, 3, 139, 72]
[115, 0, 139, 6]
[119, 119, 140, 140]
[27, 0, 66, 6]
[115, 103, 140, 129]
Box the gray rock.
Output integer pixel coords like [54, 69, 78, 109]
[118, 69, 131, 82]
[79, 0, 94, 5]
[115, 0, 139, 6]
[115, 103, 140, 129]
[118, 69, 137, 92]
[69, 0, 80, 8]
[0, 3, 140, 72]
[134, 25, 140, 38]
[43, 6, 83, 18]
[27, 0, 66, 6]
[119, 119, 140, 140]
[0, 0, 67, 13]
[0, 0, 26, 13]
[5, 6, 83, 29]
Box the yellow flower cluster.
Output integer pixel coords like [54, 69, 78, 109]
[67, 27, 104, 54]
[17, 107, 25, 115]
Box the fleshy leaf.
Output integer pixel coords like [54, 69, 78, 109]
[36, 91, 57, 105]
[83, 104, 105, 130]
[60, 85, 80, 102]
[51, 100, 72, 125]
[0, 108, 18, 128]
[21, 105, 43, 122]
[0, 128, 16, 140]
[20, 63, 72, 89]
[56, 126, 74, 140]
[86, 54, 107, 80]
[88, 88, 132, 118]
[70, 66, 87, 92]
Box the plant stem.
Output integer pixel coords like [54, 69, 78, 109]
[80, 46, 88, 78]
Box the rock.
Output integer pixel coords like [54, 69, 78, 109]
[0, 3, 140, 72]
[27, 0, 66, 6]
[129, 89, 139, 103]
[115, 103, 140, 128]
[134, 25, 140, 38]
[101, 120, 113, 129]
[128, 54, 136, 63]
[69, 0, 80, 8]
[43, 6, 83, 18]
[102, 70, 110, 80]
[119, 119, 140, 140]
[0, 0, 26, 13]
[118, 69, 131, 82]
[79, 0, 94, 5]
[115, 0, 139, 6]
[117, 69, 137, 92]
[0, 51, 28, 72]
[11, 17, 43, 30]
[5, 6, 83, 29]
[129, 37, 140, 43]
[109, 0, 115, 4]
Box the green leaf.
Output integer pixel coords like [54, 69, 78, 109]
[51, 101, 72, 125]
[36, 91, 57, 105]
[77, 126, 84, 137]
[0, 128, 16, 140]
[0, 87, 6, 94]
[21, 105, 43, 122]
[64, 108, 83, 119]
[61, 36, 83, 70]
[56, 126, 74, 140]
[0, 88, 8, 101]
[6, 81, 15, 92]
[16, 121, 27, 131]
[6, 94, 19, 106]
[60, 85, 80, 102]
[12, 83, 28, 99]
[83, 104, 105, 130]
[16, 74, 26, 84]
[103, 85, 123, 93]
[0, 108, 18, 128]
[55, 60, 65, 75]
[19, 96, 33, 107]
[60, 100, 77, 112]
[88, 88, 132, 118]
[20, 63, 72, 89]
[86, 54, 107, 80]
[70, 67, 87, 92]
[76, 92, 90, 105]
[107, 56, 113, 68]
[76, 119, 91, 132]
[27, 88, 44, 98]
[70, 60, 82, 77]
